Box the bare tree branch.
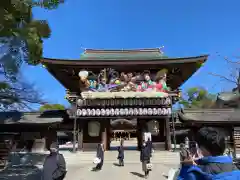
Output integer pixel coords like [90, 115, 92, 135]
[223, 56, 240, 65]
[0, 78, 46, 111]
[208, 72, 238, 85]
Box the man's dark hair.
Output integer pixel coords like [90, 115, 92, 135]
[180, 143, 185, 148]
[195, 127, 225, 156]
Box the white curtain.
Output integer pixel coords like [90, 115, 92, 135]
[88, 121, 101, 137]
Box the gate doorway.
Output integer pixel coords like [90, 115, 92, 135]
[109, 119, 138, 150]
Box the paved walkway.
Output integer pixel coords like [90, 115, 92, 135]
[63, 150, 180, 180]
[65, 163, 178, 180]
[61, 150, 180, 165]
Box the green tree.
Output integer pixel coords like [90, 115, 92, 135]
[39, 104, 65, 111]
[0, 0, 64, 73]
[0, 0, 64, 110]
[179, 87, 216, 109]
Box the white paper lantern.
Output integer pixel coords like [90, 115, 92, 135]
[87, 109, 91, 116]
[120, 108, 125, 116]
[82, 109, 87, 116]
[133, 108, 138, 115]
[92, 109, 96, 116]
[76, 109, 82, 116]
[166, 108, 172, 115]
[143, 108, 148, 115]
[101, 109, 106, 116]
[110, 108, 115, 116]
[105, 109, 110, 116]
[157, 108, 162, 115]
[115, 109, 120, 116]
[96, 109, 101, 116]
[148, 108, 153, 115]
[129, 108, 134, 115]
[124, 108, 129, 116]
[153, 108, 157, 115]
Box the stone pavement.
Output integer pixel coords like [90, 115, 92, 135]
[65, 163, 178, 180]
[62, 150, 180, 180]
[61, 150, 180, 165]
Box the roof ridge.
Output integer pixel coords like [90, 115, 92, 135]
[84, 48, 163, 54]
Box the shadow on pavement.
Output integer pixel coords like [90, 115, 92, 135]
[91, 167, 101, 172]
[113, 163, 121, 167]
[130, 172, 145, 178]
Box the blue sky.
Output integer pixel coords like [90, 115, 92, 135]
[23, 0, 240, 107]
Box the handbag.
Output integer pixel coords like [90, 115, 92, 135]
[167, 168, 180, 180]
[93, 157, 101, 164]
[146, 163, 153, 170]
[53, 154, 67, 180]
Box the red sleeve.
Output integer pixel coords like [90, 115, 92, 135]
[155, 83, 163, 90]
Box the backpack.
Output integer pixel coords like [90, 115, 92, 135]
[188, 165, 240, 180]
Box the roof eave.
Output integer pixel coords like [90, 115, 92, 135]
[41, 55, 209, 66]
[178, 108, 240, 124]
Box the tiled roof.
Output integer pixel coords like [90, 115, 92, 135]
[178, 108, 240, 124]
[0, 110, 65, 124]
[80, 48, 167, 60]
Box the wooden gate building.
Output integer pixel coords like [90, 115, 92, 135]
[40, 48, 208, 151]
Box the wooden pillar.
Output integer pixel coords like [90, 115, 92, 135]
[232, 126, 237, 158]
[101, 127, 107, 150]
[106, 120, 111, 151]
[137, 119, 143, 150]
[101, 120, 110, 151]
[77, 127, 83, 151]
[165, 118, 171, 150]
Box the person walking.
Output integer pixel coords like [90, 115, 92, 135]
[95, 143, 104, 171]
[117, 139, 124, 166]
[43, 142, 67, 180]
[140, 140, 151, 179]
[146, 138, 153, 157]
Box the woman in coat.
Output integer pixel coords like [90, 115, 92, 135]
[95, 143, 104, 170]
[140, 141, 151, 178]
[117, 139, 124, 166]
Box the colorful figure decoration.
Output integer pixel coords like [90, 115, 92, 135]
[79, 70, 90, 89]
[78, 68, 170, 93]
[89, 80, 98, 91]
[155, 69, 169, 92]
[140, 71, 155, 92]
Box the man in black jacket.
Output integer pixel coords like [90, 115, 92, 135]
[95, 143, 104, 171]
[117, 140, 124, 166]
[43, 142, 67, 180]
[140, 141, 151, 178]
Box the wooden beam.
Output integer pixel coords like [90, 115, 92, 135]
[165, 118, 171, 150]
